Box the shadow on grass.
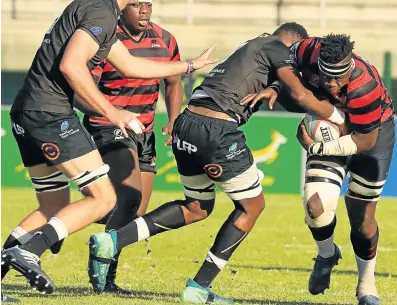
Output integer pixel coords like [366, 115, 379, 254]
[230, 265, 397, 278]
[2, 284, 350, 305]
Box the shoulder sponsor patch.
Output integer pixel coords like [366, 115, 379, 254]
[90, 26, 103, 36]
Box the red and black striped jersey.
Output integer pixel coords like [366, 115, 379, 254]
[292, 37, 394, 134]
[87, 22, 180, 131]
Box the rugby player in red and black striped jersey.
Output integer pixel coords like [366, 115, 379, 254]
[292, 34, 395, 305]
[81, 0, 183, 295]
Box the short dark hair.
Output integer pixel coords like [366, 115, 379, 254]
[320, 34, 355, 64]
[273, 22, 309, 40]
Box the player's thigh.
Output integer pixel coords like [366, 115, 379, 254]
[10, 113, 71, 211]
[347, 119, 395, 202]
[303, 155, 347, 227]
[22, 110, 116, 200]
[171, 111, 216, 203]
[28, 164, 70, 214]
[95, 126, 143, 193]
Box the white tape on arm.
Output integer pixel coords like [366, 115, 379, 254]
[309, 134, 358, 156]
[327, 106, 346, 125]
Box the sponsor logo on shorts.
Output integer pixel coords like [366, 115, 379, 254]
[204, 164, 223, 179]
[173, 135, 197, 154]
[59, 121, 79, 139]
[12, 122, 25, 136]
[41, 143, 60, 160]
[114, 129, 124, 140]
[226, 142, 246, 160]
[61, 121, 69, 132]
[229, 142, 238, 153]
[309, 74, 320, 87]
[90, 26, 103, 36]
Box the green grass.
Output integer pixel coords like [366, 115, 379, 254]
[2, 188, 397, 305]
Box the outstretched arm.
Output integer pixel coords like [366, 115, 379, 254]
[107, 41, 218, 79]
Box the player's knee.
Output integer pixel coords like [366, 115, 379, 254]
[117, 184, 142, 214]
[72, 164, 117, 214]
[346, 172, 385, 202]
[184, 198, 215, 220]
[350, 215, 377, 239]
[304, 158, 346, 228]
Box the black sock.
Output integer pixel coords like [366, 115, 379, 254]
[106, 251, 121, 283]
[351, 227, 379, 260]
[20, 224, 59, 257]
[2, 235, 22, 280]
[194, 209, 248, 288]
[116, 200, 186, 250]
[308, 216, 337, 241]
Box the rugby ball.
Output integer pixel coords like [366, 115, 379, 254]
[303, 113, 341, 143]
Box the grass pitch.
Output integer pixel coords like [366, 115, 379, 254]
[1, 188, 397, 305]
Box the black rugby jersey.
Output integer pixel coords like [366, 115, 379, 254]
[11, 0, 121, 114]
[191, 35, 295, 125]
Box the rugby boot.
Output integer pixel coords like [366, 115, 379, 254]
[49, 239, 64, 255]
[309, 244, 342, 295]
[180, 278, 234, 304]
[358, 296, 379, 305]
[87, 231, 118, 293]
[1, 293, 20, 303]
[103, 281, 133, 295]
[103, 261, 133, 295]
[1, 246, 55, 294]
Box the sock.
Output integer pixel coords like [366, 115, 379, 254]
[351, 227, 379, 298]
[116, 200, 186, 250]
[106, 251, 121, 283]
[193, 210, 248, 288]
[2, 226, 33, 280]
[20, 217, 68, 257]
[315, 235, 335, 258]
[4, 226, 33, 249]
[308, 217, 337, 258]
[355, 255, 378, 297]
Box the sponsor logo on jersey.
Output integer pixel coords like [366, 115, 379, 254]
[151, 39, 161, 48]
[90, 26, 103, 36]
[285, 54, 296, 64]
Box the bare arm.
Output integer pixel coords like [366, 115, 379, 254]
[106, 41, 217, 79]
[277, 66, 345, 125]
[60, 29, 115, 117]
[161, 75, 184, 146]
[164, 75, 184, 122]
[60, 30, 143, 136]
[73, 94, 101, 117]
